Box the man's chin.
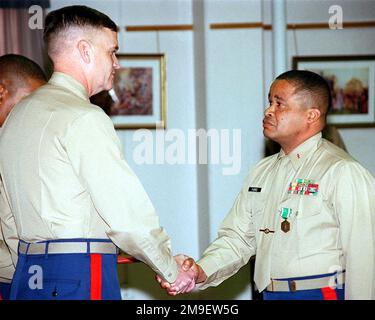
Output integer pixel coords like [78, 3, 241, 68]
[263, 128, 272, 139]
[99, 85, 113, 94]
[105, 81, 114, 90]
[263, 130, 279, 143]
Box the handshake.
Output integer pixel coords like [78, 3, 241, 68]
[156, 254, 207, 296]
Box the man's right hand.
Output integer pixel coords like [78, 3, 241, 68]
[156, 254, 207, 296]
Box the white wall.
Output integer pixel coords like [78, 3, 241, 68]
[205, 0, 264, 256]
[47, 0, 375, 300]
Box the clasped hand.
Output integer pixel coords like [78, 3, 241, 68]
[156, 254, 199, 296]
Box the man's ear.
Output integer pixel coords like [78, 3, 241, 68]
[77, 39, 93, 64]
[307, 108, 321, 124]
[0, 83, 9, 105]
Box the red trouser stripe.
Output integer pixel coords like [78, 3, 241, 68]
[321, 287, 338, 300]
[90, 254, 102, 300]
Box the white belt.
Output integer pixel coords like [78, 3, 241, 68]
[266, 272, 345, 292]
[18, 241, 118, 255]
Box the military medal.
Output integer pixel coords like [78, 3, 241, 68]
[280, 207, 292, 233]
[281, 220, 290, 233]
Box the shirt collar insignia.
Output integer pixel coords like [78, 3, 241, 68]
[278, 132, 322, 170]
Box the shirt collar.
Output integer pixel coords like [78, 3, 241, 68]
[48, 72, 89, 101]
[278, 132, 322, 170]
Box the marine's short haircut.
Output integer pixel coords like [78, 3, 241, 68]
[43, 5, 118, 54]
[0, 54, 47, 93]
[276, 70, 332, 116]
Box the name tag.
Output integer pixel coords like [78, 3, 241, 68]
[248, 187, 262, 192]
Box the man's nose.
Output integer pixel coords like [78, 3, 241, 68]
[264, 105, 274, 117]
[113, 56, 120, 69]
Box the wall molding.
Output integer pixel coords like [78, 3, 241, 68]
[210, 22, 267, 30]
[125, 25, 193, 32]
[210, 21, 375, 30]
[124, 21, 375, 32]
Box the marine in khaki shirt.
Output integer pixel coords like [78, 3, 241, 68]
[197, 132, 375, 299]
[158, 70, 375, 300]
[0, 71, 179, 283]
[0, 130, 15, 287]
[0, 169, 16, 287]
[0, 54, 47, 299]
[0, 6, 187, 300]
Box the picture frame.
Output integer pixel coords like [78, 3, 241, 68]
[292, 55, 375, 128]
[109, 53, 167, 129]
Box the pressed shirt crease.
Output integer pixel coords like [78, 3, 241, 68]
[0, 72, 179, 283]
[197, 133, 375, 299]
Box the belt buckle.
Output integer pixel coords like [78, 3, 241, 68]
[289, 280, 297, 292]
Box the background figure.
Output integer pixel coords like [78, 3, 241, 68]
[0, 54, 46, 126]
[158, 70, 375, 300]
[321, 125, 347, 151]
[0, 6, 191, 300]
[90, 90, 114, 115]
[0, 54, 47, 300]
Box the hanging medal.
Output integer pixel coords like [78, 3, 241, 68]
[280, 207, 292, 233]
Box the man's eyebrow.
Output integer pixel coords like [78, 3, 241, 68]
[274, 94, 286, 102]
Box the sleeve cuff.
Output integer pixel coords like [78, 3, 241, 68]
[161, 264, 179, 283]
[196, 257, 221, 290]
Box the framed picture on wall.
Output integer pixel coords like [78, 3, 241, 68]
[293, 55, 375, 128]
[107, 53, 167, 129]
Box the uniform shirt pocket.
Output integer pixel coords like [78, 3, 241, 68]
[296, 196, 325, 253]
[296, 196, 323, 219]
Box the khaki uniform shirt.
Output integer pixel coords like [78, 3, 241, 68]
[0, 127, 16, 284]
[198, 133, 375, 299]
[0, 72, 178, 283]
[0, 228, 14, 284]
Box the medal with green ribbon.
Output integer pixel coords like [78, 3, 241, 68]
[280, 207, 292, 233]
